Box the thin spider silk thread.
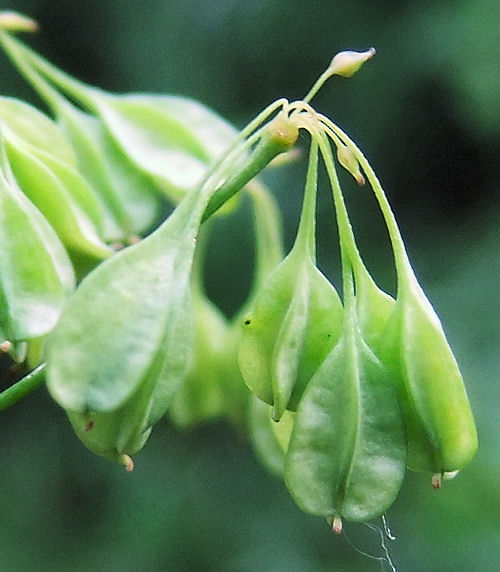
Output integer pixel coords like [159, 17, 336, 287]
[341, 515, 397, 572]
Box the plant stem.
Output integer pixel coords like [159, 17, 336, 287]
[0, 29, 102, 111]
[202, 115, 298, 221]
[319, 116, 413, 292]
[0, 363, 45, 411]
[293, 137, 318, 260]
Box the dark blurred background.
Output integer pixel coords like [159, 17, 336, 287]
[0, 1, 499, 570]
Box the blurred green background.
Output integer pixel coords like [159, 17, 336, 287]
[0, 1, 499, 570]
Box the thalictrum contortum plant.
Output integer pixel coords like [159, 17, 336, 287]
[0, 13, 477, 532]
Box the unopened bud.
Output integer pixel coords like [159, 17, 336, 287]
[337, 144, 365, 185]
[443, 470, 459, 480]
[328, 48, 376, 78]
[0, 11, 39, 33]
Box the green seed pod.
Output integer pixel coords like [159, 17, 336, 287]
[285, 298, 406, 528]
[45, 122, 293, 464]
[4, 128, 112, 263]
[238, 141, 343, 420]
[0, 96, 76, 166]
[248, 395, 293, 477]
[45, 184, 204, 459]
[169, 289, 228, 429]
[320, 126, 478, 479]
[0, 38, 162, 241]
[0, 136, 74, 342]
[378, 269, 478, 474]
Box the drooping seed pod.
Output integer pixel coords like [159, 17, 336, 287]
[285, 277, 406, 529]
[377, 268, 478, 474]
[238, 141, 343, 421]
[45, 182, 207, 464]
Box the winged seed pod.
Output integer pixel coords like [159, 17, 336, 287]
[45, 182, 211, 463]
[0, 135, 74, 343]
[238, 140, 343, 421]
[337, 142, 480, 477]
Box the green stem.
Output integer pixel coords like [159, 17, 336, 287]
[0, 30, 102, 111]
[0, 29, 72, 115]
[0, 363, 45, 412]
[317, 133, 365, 284]
[303, 68, 332, 103]
[293, 137, 319, 260]
[202, 115, 297, 221]
[320, 116, 413, 292]
[247, 180, 284, 287]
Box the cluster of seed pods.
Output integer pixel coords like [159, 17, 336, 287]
[0, 14, 477, 530]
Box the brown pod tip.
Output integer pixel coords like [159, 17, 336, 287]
[332, 516, 343, 535]
[121, 454, 135, 472]
[431, 473, 442, 490]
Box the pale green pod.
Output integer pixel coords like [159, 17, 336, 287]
[0, 137, 74, 342]
[378, 271, 478, 473]
[238, 142, 343, 420]
[0, 96, 76, 165]
[4, 129, 112, 261]
[248, 395, 294, 477]
[169, 293, 228, 429]
[285, 306, 406, 524]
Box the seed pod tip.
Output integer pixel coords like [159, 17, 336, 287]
[121, 454, 135, 472]
[332, 516, 343, 534]
[0, 340, 13, 352]
[431, 473, 442, 490]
